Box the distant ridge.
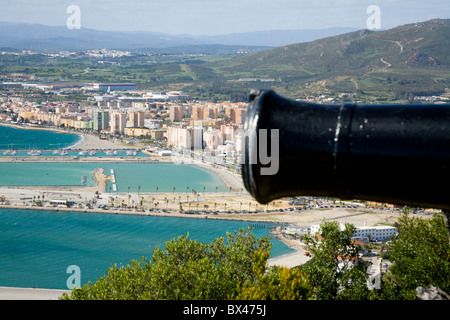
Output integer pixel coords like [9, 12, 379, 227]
[202, 19, 450, 100]
[0, 21, 358, 50]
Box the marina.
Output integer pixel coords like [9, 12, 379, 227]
[0, 123, 296, 291]
[0, 148, 148, 158]
[0, 162, 230, 193]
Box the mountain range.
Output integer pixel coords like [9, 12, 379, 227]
[0, 19, 448, 101]
[0, 21, 357, 50]
[189, 19, 450, 100]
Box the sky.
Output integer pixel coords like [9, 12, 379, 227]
[0, 0, 448, 35]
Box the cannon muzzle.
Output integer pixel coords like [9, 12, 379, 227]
[241, 90, 450, 210]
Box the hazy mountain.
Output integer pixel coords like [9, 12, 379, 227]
[195, 28, 359, 47]
[0, 21, 357, 50]
[0, 21, 205, 50]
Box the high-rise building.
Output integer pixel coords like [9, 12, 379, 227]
[110, 112, 127, 134]
[129, 111, 145, 127]
[93, 110, 110, 132]
[167, 126, 203, 150]
[203, 106, 218, 119]
[191, 105, 204, 121]
[225, 107, 247, 125]
[169, 105, 183, 122]
[235, 108, 247, 125]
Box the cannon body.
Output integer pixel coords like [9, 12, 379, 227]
[241, 90, 450, 210]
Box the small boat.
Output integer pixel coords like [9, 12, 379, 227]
[126, 150, 138, 156]
[28, 149, 42, 156]
[3, 145, 17, 156]
[79, 150, 89, 155]
[88, 150, 97, 156]
[28, 144, 42, 156]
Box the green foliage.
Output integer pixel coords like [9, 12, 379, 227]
[60, 227, 271, 300]
[381, 214, 450, 299]
[234, 248, 312, 300]
[301, 221, 371, 300]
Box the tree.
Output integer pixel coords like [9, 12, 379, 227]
[381, 213, 450, 299]
[301, 221, 370, 300]
[234, 248, 312, 300]
[60, 228, 272, 300]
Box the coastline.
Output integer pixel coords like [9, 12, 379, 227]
[0, 286, 70, 300]
[0, 203, 403, 299]
[0, 122, 134, 151]
[0, 122, 73, 135]
[0, 122, 404, 299]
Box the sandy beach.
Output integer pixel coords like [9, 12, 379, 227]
[0, 287, 70, 300]
[70, 133, 135, 150]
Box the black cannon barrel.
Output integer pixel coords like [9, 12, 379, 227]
[241, 90, 450, 210]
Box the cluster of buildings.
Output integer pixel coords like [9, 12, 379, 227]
[309, 224, 397, 242]
[166, 102, 247, 155]
[0, 85, 249, 157]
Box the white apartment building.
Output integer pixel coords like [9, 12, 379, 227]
[309, 224, 397, 242]
[110, 112, 127, 134]
[203, 129, 223, 150]
[167, 126, 203, 150]
[353, 226, 397, 242]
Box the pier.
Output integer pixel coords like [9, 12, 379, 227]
[110, 169, 117, 191]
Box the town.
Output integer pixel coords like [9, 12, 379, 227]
[0, 80, 248, 159]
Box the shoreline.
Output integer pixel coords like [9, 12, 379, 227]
[0, 122, 74, 135]
[0, 203, 404, 299]
[0, 122, 134, 151]
[0, 286, 70, 300]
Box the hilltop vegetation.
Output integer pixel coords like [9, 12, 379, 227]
[203, 19, 450, 101]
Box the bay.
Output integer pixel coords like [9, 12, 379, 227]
[0, 162, 230, 192]
[0, 208, 294, 289]
[0, 125, 81, 150]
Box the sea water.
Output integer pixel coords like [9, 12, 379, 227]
[0, 208, 294, 289]
[0, 125, 81, 150]
[0, 162, 230, 192]
[0, 126, 294, 290]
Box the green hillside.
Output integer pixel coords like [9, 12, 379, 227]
[1, 19, 448, 103]
[200, 19, 449, 101]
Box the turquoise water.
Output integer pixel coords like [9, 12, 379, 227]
[0, 162, 230, 192]
[0, 208, 294, 289]
[0, 125, 81, 150]
[106, 163, 230, 193]
[0, 150, 150, 157]
[0, 162, 97, 187]
[0, 126, 290, 290]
